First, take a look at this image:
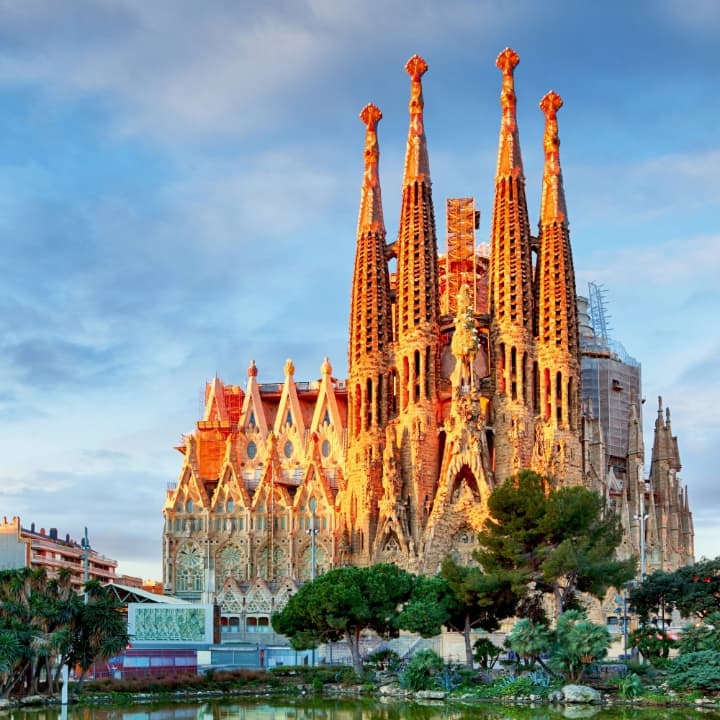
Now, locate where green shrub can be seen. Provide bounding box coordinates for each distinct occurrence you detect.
[473,637,502,670]
[366,648,401,672]
[667,650,720,692]
[495,675,536,697]
[550,610,611,683]
[399,649,444,691]
[505,618,551,670]
[630,625,676,660]
[679,613,720,653]
[617,672,643,699]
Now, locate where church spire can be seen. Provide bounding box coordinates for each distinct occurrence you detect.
[395,53,440,350]
[389,53,440,554]
[539,91,569,226]
[489,48,533,332]
[344,100,394,566]
[402,55,431,185]
[534,89,581,482]
[488,48,535,482]
[495,47,524,179]
[348,103,392,433]
[357,103,385,236]
[536,90,578,357]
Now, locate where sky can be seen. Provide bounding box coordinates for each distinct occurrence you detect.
[0,0,718,582]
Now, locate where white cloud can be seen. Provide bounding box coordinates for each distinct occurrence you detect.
[0,0,534,142]
[661,0,720,33]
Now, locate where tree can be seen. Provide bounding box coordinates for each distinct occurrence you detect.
[550,610,610,682]
[629,568,678,622]
[473,637,501,670]
[397,574,451,640]
[64,580,128,689]
[441,557,517,667]
[505,617,551,670]
[678,612,720,654]
[0,569,127,698]
[475,470,636,619]
[399,557,519,668]
[630,557,720,621]
[272,564,415,675]
[629,626,675,661]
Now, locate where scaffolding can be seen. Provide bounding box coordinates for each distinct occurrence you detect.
[443,198,480,315]
[581,282,642,477]
[588,281,611,342]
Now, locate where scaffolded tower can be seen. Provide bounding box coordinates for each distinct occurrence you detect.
[443,198,479,316]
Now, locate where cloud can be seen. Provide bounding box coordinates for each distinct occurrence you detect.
[570,150,720,233]
[0,0,535,144]
[0,466,165,575]
[661,0,720,33]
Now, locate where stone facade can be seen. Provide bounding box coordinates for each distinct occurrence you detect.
[162,49,693,633]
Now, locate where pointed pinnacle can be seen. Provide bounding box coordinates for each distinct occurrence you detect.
[357,102,385,235]
[539,90,568,226]
[495,48,523,178]
[402,54,430,185]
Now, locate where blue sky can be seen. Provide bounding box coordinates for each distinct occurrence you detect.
[0,0,718,580]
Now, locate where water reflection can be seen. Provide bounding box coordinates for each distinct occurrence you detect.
[1,699,719,720]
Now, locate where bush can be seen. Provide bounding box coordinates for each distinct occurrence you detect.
[399,649,445,691]
[667,650,720,692]
[630,625,676,660]
[617,672,643,699]
[269,664,356,685]
[550,610,610,683]
[505,618,551,669]
[366,648,401,672]
[473,637,502,670]
[679,613,720,654]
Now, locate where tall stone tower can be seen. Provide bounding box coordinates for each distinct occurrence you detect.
[532,91,582,483]
[488,48,536,482]
[343,103,393,563]
[381,56,441,559]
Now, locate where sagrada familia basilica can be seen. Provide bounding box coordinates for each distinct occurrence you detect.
[162,50,694,631]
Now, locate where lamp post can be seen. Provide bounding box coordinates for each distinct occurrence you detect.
[634,484,649,581]
[307,497,318,581]
[306,497,318,666]
[623,587,629,659]
[80,527,91,604]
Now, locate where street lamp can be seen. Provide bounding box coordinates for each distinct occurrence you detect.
[80,527,91,604]
[634,482,649,581]
[306,497,319,666]
[306,497,318,581]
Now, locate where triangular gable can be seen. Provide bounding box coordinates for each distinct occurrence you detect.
[274,578,300,611]
[211,460,252,511]
[309,357,345,434]
[372,514,410,559]
[245,579,273,613]
[164,460,191,512]
[168,436,212,510]
[204,376,228,423]
[216,580,245,614]
[251,450,293,512]
[239,360,269,436]
[273,359,307,437]
[293,435,336,512]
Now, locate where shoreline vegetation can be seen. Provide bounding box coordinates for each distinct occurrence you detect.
[4,664,720,712]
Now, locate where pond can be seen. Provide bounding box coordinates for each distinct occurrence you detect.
[1,698,718,720]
